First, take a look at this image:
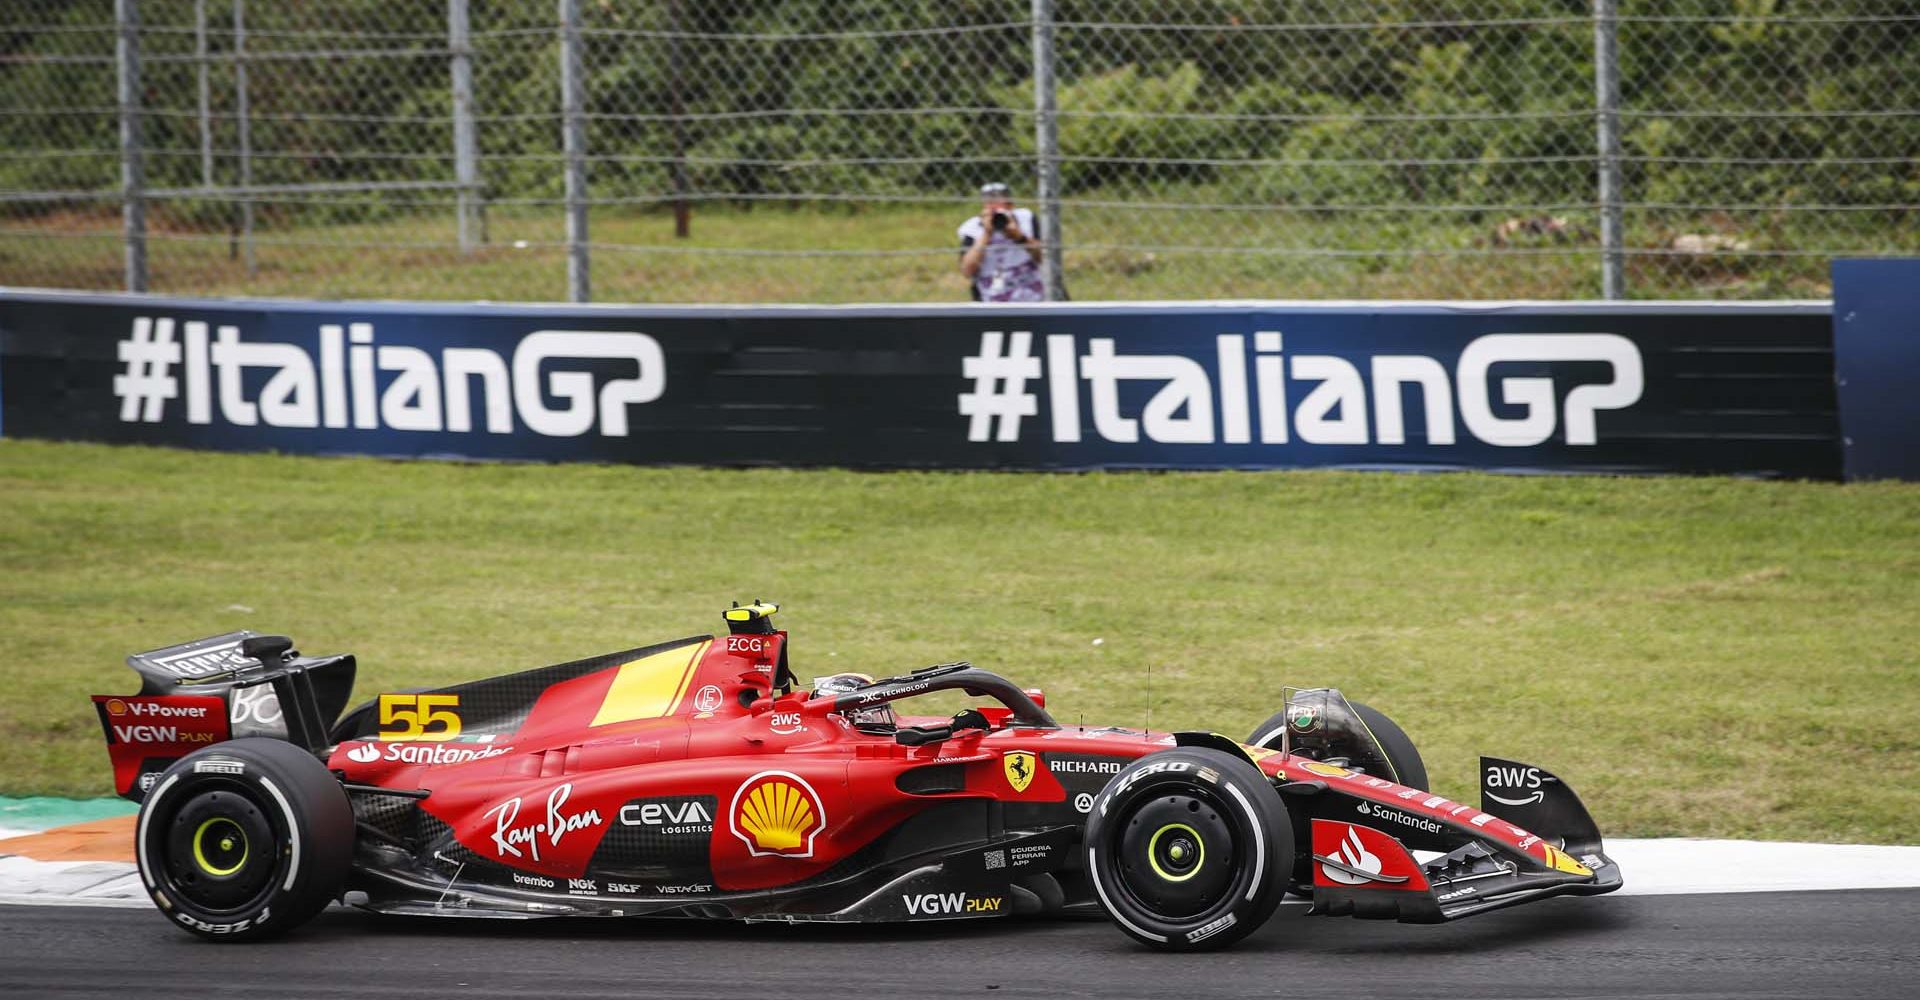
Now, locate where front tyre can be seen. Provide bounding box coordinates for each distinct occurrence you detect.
[1084,748,1291,951]
[136,738,354,941]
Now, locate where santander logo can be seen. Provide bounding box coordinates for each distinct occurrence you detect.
[1315,824,1411,886]
[1322,825,1384,885]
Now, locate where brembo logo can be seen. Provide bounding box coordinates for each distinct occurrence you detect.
[1485,764,1546,806]
[112,317,666,437]
[958,331,1643,447]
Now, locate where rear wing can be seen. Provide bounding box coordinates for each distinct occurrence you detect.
[93,632,356,801]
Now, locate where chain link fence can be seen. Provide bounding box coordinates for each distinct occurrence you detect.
[3,1,1915,303]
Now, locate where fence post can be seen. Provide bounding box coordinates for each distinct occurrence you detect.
[559,0,590,302]
[1031,0,1064,301]
[233,0,255,277]
[1594,0,1625,299]
[115,0,147,292]
[449,0,480,253]
[195,0,211,188]
[667,0,689,239]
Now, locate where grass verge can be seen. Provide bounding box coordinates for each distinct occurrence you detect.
[1,439,1915,842]
[0,202,1869,303]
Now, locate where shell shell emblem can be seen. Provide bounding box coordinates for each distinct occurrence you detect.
[730,770,825,858]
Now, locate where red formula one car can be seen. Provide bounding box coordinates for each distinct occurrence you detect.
[92,602,1621,948]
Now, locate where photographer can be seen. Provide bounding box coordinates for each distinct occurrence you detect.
[958,182,1045,302]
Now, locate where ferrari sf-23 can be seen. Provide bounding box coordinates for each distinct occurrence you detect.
[92,602,1621,949]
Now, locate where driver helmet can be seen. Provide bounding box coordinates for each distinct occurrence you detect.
[810,672,896,729]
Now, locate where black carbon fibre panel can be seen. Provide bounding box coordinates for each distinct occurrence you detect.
[588,795,718,884]
[334,634,713,740]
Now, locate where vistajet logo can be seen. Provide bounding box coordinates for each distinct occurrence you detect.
[112,318,666,437]
[958,331,1643,447]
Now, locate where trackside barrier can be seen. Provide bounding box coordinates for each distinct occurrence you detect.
[0,290,1841,479]
[1832,260,1920,482]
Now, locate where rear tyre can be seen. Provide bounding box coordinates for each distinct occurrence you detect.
[136,738,354,941]
[1083,748,1291,951]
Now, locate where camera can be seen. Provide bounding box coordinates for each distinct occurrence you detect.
[990,211,1010,231]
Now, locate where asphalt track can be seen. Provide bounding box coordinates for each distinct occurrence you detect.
[1,889,1914,1000]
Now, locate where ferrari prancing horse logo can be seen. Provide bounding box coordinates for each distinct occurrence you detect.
[1003,751,1040,794]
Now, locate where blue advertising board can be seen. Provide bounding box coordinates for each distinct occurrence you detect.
[0,290,1840,478]
[1833,259,1920,481]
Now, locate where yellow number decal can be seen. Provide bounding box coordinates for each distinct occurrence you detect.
[377,693,462,742]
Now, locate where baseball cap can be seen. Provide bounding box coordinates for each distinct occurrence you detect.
[978,182,1011,198]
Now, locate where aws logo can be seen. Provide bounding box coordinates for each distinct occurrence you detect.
[730,770,826,858]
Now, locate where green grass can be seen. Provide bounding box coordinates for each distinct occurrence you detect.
[2,439,1916,844]
[0,201,1873,303]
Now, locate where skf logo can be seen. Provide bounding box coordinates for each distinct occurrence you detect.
[730,771,825,858]
[378,693,462,742]
[1002,751,1040,794]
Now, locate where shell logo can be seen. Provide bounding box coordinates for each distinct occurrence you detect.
[729,770,825,858]
[105,699,128,717]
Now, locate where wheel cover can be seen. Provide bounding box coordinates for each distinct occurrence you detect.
[190,817,250,877]
[1114,792,1236,919]
[1145,822,1206,882]
[159,787,279,914]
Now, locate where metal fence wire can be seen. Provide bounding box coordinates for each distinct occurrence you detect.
[2,1,1916,303]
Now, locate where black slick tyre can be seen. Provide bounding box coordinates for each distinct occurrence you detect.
[135,737,354,941]
[1248,699,1428,791]
[1083,747,1291,951]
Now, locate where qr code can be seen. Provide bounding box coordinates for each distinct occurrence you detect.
[984,850,1006,871]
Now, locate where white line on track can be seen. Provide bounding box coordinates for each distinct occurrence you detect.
[4,838,1919,912]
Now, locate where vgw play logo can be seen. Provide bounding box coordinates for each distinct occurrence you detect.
[113,317,665,437]
[957,331,1643,448]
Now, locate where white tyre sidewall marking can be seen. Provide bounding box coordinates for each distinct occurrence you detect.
[136,772,182,890]
[256,775,302,892]
[1086,846,1168,944]
[1222,781,1266,902]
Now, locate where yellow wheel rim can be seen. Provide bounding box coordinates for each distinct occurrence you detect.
[191,817,248,877]
[1146,822,1205,882]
